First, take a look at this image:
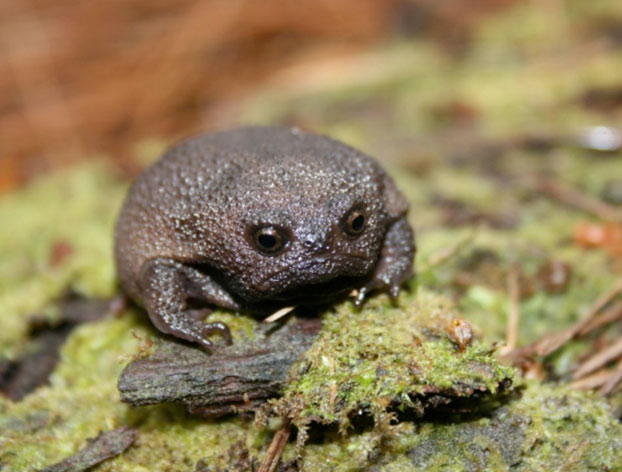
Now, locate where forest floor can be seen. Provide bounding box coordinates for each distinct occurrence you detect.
[1,1,621,470]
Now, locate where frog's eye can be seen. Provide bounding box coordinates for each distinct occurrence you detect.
[251,226,289,255]
[342,208,366,237]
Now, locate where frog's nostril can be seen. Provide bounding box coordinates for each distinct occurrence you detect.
[303,235,329,253]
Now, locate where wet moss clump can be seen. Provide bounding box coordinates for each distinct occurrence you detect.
[299,382,622,471]
[263,289,513,445]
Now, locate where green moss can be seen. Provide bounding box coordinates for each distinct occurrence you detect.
[2,161,617,470]
[0,309,273,471]
[299,383,622,471]
[0,164,126,359]
[264,289,513,440]
[0,166,618,471]
[516,383,622,471]
[2,0,622,469]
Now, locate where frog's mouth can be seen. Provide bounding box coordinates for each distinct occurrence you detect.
[250,254,373,303]
[269,275,363,303]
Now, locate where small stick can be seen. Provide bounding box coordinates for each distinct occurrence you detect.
[570,368,612,390]
[500,265,521,356]
[598,359,622,395]
[423,232,476,269]
[40,427,138,472]
[263,306,295,324]
[577,279,622,332]
[512,278,622,359]
[531,177,622,222]
[257,419,292,472]
[578,301,622,335]
[572,339,622,380]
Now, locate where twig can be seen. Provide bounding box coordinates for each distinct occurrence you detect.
[263,306,295,323]
[598,359,622,395]
[39,427,137,472]
[499,265,520,356]
[531,176,622,223]
[421,231,476,271]
[569,368,612,390]
[575,279,622,332]
[511,278,622,359]
[257,419,292,472]
[572,339,622,380]
[578,301,622,335]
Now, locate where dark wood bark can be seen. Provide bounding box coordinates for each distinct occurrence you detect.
[39,427,138,472]
[118,318,322,417]
[0,293,117,401]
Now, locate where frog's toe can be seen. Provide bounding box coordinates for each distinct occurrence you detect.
[353,285,370,309]
[389,283,400,300]
[195,335,215,351]
[202,321,232,346]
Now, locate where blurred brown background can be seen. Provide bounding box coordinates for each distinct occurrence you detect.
[0,0,524,193]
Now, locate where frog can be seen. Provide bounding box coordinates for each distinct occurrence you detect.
[114,126,415,350]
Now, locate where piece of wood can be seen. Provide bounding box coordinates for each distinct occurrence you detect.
[39,427,137,472]
[499,265,520,356]
[509,278,622,360]
[572,339,622,380]
[0,293,117,401]
[257,419,292,472]
[118,318,322,417]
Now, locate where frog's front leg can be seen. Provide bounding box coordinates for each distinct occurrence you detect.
[355,216,415,307]
[137,257,241,350]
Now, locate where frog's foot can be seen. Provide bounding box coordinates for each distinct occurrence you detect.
[200,321,233,347]
[352,276,402,309]
[353,217,415,309]
[151,310,232,351]
[353,285,370,309]
[138,258,238,351]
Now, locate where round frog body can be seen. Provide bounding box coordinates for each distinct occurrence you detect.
[114,126,415,350]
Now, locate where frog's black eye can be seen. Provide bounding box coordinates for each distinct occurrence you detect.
[343,208,366,237]
[251,226,288,255]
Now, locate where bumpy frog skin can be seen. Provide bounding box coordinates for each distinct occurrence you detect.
[114,127,415,350]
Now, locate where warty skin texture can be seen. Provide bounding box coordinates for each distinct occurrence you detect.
[114,126,415,350]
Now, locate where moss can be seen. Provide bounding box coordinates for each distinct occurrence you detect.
[2,0,622,469]
[2,164,618,471]
[515,383,622,471]
[0,164,126,359]
[299,383,622,471]
[0,310,273,471]
[0,169,618,471]
[264,289,514,441]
